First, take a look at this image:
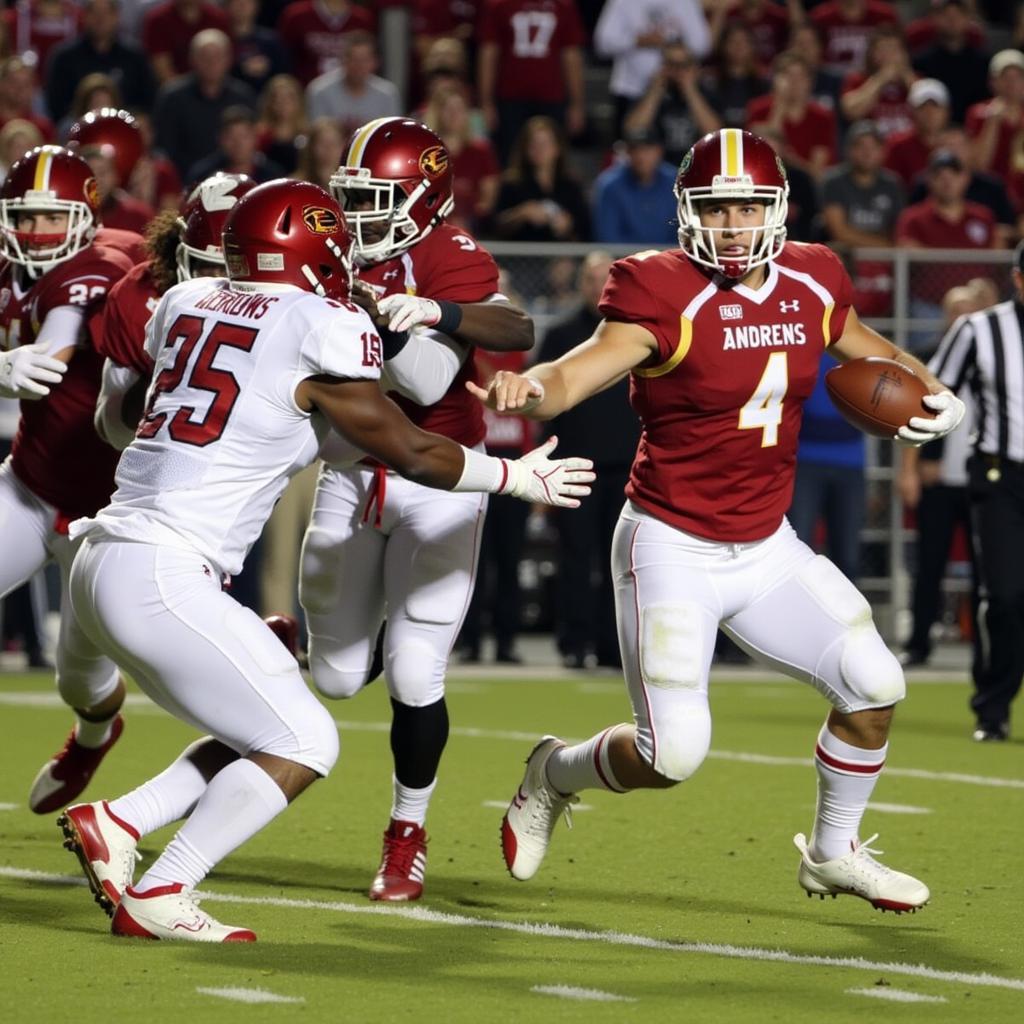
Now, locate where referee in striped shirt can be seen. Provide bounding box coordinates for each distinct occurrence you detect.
[929,244,1024,741]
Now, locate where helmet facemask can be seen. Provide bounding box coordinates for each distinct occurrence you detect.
[329,165,452,266]
[676,178,788,280]
[0,197,95,278]
[174,221,227,283]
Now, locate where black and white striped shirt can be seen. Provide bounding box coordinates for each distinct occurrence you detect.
[929,300,1024,461]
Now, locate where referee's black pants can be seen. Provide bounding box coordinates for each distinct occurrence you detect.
[968,454,1024,730]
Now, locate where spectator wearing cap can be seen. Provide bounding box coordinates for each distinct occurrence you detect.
[700,21,769,129]
[591,125,678,245]
[896,147,1000,350]
[884,78,950,188]
[276,0,375,87]
[911,0,990,124]
[594,0,712,138]
[747,50,837,181]
[184,104,285,186]
[788,21,844,118]
[810,0,900,79]
[966,50,1024,182]
[477,0,586,163]
[622,42,721,167]
[908,125,1017,249]
[306,31,400,138]
[822,120,905,316]
[142,0,232,84]
[152,28,255,177]
[493,115,590,243]
[45,0,156,124]
[840,25,916,139]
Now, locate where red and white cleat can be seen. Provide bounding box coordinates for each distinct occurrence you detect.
[29,714,124,815]
[369,819,428,902]
[112,884,257,942]
[794,832,930,913]
[58,801,141,916]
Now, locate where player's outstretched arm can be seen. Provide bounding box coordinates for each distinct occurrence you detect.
[831,308,966,444]
[298,377,595,507]
[376,294,534,352]
[467,319,657,419]
[0,344,67,401]
[95,358,149,450]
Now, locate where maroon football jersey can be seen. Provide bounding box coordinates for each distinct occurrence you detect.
[98,260,161,375]
[358,223,500,448]
[0,243,134,523]
[599,243,854,542]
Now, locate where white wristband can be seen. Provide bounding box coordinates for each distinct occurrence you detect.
[452,445,506,493]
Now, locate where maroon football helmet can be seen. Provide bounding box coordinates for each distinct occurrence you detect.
[67,108,144,187]
[0,145,99,277]
[330,116,454,265]
[674,129,789,279]
[176,173,257,281]
[222,179,352,299]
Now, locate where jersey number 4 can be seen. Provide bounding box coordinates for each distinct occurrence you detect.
[738,352,788,447]
[137,314,258,447]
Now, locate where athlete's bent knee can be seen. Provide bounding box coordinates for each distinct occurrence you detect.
[309,648,371,700]
[839,627,905,707]
[56,663,119,712]
[387,637,446,707]
[636,708,711,783]
[298,527,343,615]
[262,702,340,777]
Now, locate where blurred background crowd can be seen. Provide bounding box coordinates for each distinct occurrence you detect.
[0,0,1019,673]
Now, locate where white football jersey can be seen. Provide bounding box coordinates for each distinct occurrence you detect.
[72,278,381,574]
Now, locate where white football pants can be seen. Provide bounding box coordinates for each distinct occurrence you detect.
[300,461,486,706]
[613,501,905,782]
[69,538,339,776]
[0,457,118,709]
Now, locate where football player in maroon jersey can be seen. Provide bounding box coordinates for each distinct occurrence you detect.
[473,128,966,913]
[299,117,536,902]
[0,145,135,814]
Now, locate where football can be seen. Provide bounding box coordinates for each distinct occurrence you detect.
[824,357,931,438]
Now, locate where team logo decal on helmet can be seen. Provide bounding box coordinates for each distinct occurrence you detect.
[418,145,449,179]
[83,177,100,209]
[175,173,257,282]
[302,205,340,234]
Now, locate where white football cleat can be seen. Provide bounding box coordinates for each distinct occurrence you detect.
[501,736,578,881]
[793,833,930,913]
[112,884,256,942]
[58,801,141,916]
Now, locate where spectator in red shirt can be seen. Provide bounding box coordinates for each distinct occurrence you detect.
[2,0,81,73]
[413,0,478,61]
[811,0,900,79]
[787,21,844,117]
[142,0,232,84]
[276,0,375,86]
[477,0,586,161]
[747,50,837,180]
[884,77,949,189]
[83,145,156,234]
[0,57,54,141]
[840,24,916,138]
[966,49,1024,183]
[896,148,999,348]
[707,0,792,68]
[424,83,500,233]
[905,0,985,57]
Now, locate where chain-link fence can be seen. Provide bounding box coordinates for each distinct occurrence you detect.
[489,244,1013,643]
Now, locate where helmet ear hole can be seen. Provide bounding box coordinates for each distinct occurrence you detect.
[276,206,292,235]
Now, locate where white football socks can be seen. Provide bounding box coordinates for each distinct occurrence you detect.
[809,724,886,862]
[545,724,631,795]
[73,714,116,749]
[391,775,436,827]
[108,737,218,838]
[133,758,287,894]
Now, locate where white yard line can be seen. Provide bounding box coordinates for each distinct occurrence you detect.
[846,987,948,1004]
[867,802,932,815]
[530,985,636,1002]
[0,803,18,811]
[196,987,304,1005]
[2,866,1023,995]
[1,690,1021,790]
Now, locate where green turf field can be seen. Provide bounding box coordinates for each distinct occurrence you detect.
[1,668,1022,1023]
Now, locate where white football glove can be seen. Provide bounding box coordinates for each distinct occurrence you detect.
[498,435,595,508]
[376,294,442,333]
[0,343,67,400]
[896,390,966,446]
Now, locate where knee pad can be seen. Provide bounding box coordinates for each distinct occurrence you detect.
[639,602,706,692]
[309,644,372,700]
[839,627,906,707]
[386,637,446,707]
[262,700,340,778]
[635,696,711,782]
